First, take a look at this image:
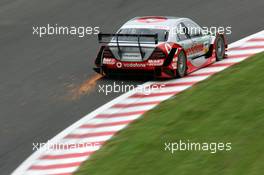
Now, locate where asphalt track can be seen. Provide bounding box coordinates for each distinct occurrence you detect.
[0,0,263,174]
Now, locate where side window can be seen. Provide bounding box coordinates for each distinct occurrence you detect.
[176,23,189,41]
[183,20,203,38]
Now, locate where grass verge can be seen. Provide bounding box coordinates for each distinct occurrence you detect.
[75,53,264,175]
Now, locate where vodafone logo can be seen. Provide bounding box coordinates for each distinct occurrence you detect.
[137,16,167,23]
[116,62,122,68]
[124,63,146,68]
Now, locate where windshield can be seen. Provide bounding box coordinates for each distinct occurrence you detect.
[117,28,168,42]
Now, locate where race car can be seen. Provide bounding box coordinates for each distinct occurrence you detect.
[93,16,227,78]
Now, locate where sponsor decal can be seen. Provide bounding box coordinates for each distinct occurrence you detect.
[186,44,204,55]
[204,42,209,53]
[122,53,141,59]
[154,26,170,30]
[116,62,123,68]
[204,47,209,53]
[172,58,177,69]
[147,59,164,66]
[103,58,116,65]
[123,63,146,68]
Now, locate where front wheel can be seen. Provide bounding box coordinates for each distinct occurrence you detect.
[176,51,187,78]
[215,36,225,61]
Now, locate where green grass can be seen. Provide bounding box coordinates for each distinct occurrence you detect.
[75,53,264,175]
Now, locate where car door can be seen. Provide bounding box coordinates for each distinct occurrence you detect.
[183,20,210,67]
[175,23,194,59]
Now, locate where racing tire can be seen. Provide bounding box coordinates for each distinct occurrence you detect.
[176,51,187,78]
[215,36,225,61]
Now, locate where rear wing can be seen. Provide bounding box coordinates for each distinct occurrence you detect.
[98,33,158,44]
[98,33,158,59]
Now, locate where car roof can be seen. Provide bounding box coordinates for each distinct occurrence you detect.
[120,16,187,30]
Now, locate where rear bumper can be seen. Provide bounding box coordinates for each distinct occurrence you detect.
[95,57,176,78]
[100,65,175,78]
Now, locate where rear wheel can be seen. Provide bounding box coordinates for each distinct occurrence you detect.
[176,51,187,78]
[215,36,225,61]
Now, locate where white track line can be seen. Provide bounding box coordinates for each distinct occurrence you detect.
[120,95,173,104]
[32,157,88,166]
[24,167,78,175]
[39,145,100,156]
[70,124,128,135]
[101,104,157,114]
[227,48,263,55]
[213,57,246,64]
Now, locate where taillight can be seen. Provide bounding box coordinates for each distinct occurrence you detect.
[149,48,166,59]
[103,47,114,58]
